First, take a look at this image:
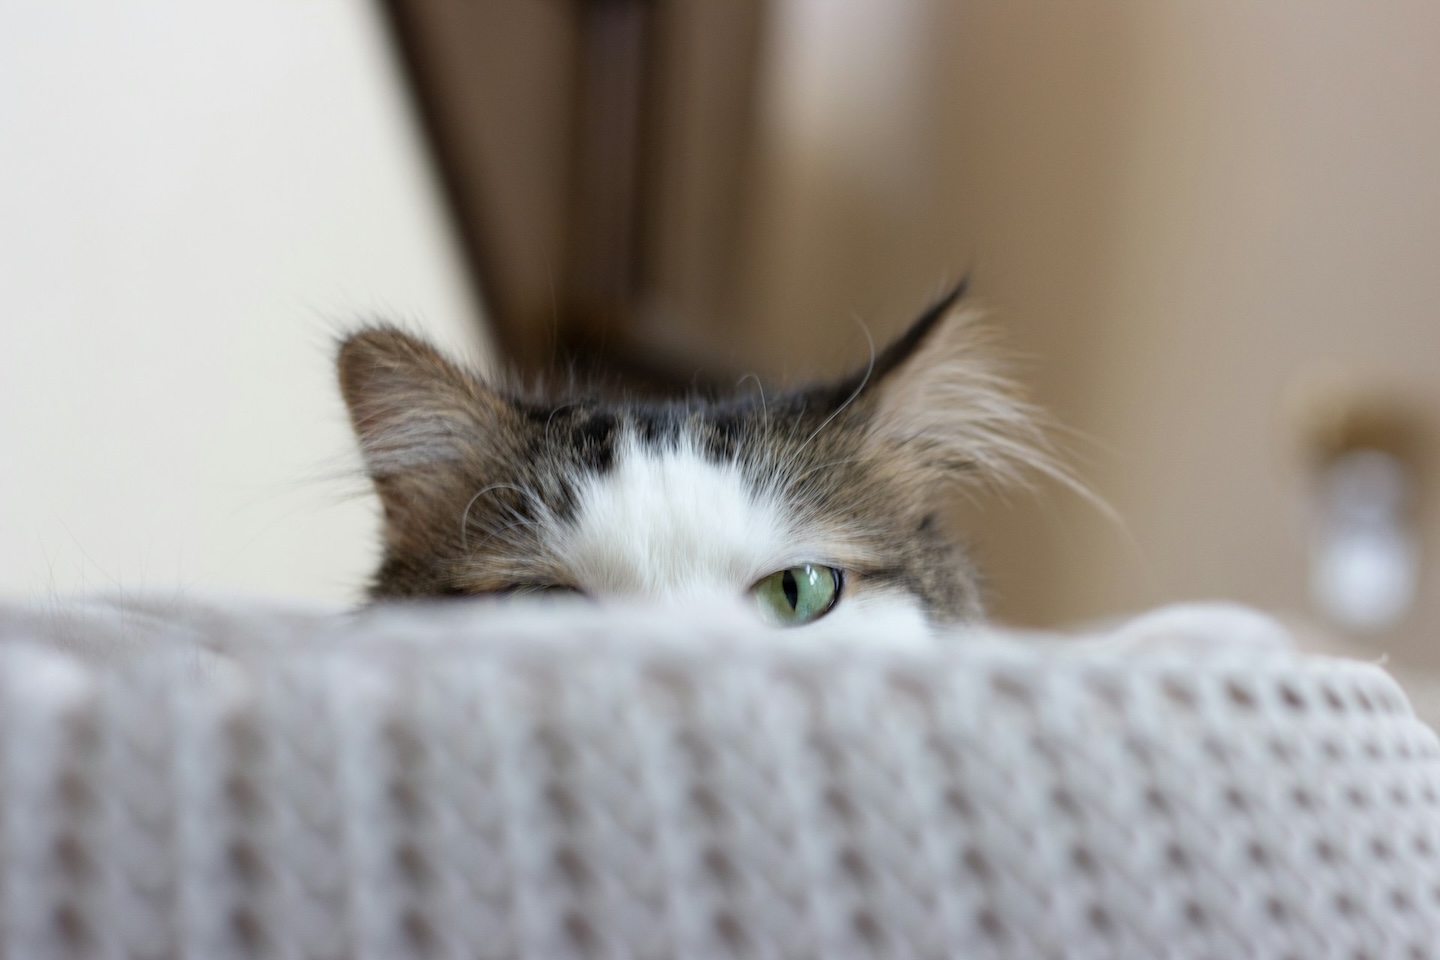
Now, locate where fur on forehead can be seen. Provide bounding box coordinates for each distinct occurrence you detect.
[335,285,1061,506]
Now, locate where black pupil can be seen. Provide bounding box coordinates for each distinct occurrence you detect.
[782,569,799,610]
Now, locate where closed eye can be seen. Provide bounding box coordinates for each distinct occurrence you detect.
[437,583,587,599]
[494,583,588,599]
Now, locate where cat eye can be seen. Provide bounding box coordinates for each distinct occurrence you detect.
[751,564,842,626]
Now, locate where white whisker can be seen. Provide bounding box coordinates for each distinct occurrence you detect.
[460,483,541,554]
[736,372,767,420]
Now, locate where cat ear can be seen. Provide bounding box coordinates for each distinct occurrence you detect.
[851,286,1063,490]
[337,327,512,479]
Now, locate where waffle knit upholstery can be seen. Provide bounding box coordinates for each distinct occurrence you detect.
[1,596,1437,959]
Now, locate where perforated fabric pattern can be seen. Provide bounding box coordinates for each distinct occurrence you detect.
[1,601,1438,958]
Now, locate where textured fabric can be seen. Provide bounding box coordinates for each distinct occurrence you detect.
[1,597,1438,959]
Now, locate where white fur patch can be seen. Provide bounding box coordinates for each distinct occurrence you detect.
[558,432,929,633]
[561,435,793,599]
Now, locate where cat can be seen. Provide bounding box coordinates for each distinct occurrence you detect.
[337,282,1062,631]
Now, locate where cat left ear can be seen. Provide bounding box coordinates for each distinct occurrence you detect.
[337,326,513,479]
[849,284,1060,489]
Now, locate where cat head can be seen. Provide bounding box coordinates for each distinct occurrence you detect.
[337,284,1061,627]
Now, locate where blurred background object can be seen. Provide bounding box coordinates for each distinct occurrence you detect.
[3,1,1439,672]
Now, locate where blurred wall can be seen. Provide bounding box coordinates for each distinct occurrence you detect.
[733,1,1440,664]
[0,0,487,602]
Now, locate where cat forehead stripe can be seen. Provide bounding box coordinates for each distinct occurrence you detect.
[557,432,796,599]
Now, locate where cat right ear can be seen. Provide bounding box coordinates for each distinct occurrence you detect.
[336,327,511,479]
[842,284,1068,493]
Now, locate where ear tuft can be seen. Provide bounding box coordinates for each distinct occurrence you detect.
[862,301,1074,493]
[337,327,507,477]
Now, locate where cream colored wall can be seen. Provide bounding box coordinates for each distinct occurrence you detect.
[738,2,1440,664]
[0,1,487,602]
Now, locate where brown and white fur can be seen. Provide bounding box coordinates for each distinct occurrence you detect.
[337,284,1063,631]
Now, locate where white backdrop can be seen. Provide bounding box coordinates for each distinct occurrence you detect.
[0,0,488,602]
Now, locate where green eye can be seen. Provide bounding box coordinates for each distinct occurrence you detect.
[751,564,842,626]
